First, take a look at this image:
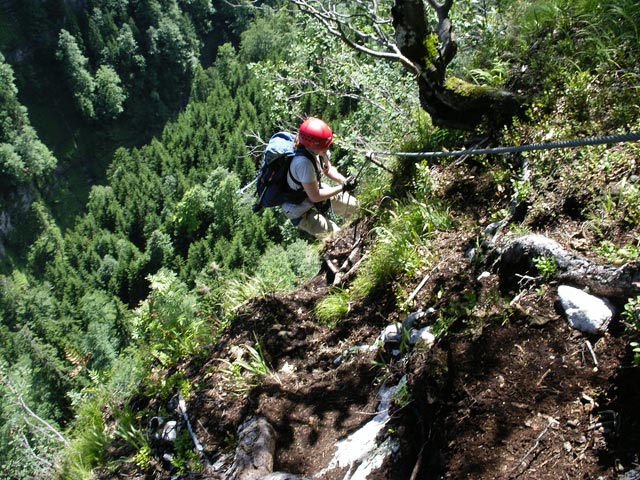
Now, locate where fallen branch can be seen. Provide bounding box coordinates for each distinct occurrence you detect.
[330,242,363,286]
[507,419,554,478]
[407,273,431,305]
[585,340,598,367]
[178,393,208,465]
[338,239,363,272]
[406,261,444,305]
[323,253,340,276]
[333,253,367,286]
[225,416,275,480]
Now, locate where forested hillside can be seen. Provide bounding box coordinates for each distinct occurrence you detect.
[1,0,640,479]
[0,0,255,240]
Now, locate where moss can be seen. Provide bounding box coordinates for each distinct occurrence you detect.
[445,76,496,98]
[422,33,439,65]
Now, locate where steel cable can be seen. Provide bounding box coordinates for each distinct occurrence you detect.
[369,131,640,159]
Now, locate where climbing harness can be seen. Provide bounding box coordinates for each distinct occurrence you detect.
[367,131,640,159]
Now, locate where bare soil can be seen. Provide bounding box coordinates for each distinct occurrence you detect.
[97,161,640,479]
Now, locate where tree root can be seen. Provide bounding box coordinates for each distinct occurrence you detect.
[323,239,364,286]
[225,416,309,480]
[494,234,640,301]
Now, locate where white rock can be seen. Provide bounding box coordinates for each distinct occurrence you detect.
[280,361,296,374]
[402,309,425,329]
[410,326,435,346]
[161,420,178,442]
[378,323,402,344]
[477,271,490,281]
[319,378,405,479]
[557,285,615,334]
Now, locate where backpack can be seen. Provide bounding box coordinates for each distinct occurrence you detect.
[252,132,315,212]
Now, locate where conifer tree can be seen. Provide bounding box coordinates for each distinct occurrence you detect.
[94,64,127,120]
[0,54,56,186]
[56,29,96,119]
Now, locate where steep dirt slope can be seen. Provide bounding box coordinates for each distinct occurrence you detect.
[96,158,640,479]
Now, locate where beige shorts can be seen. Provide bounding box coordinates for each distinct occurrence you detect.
[281,191,359,238]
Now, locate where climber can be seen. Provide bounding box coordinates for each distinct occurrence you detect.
[282,117,359,238]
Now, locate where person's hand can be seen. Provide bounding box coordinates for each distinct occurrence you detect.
[342,175,357,192]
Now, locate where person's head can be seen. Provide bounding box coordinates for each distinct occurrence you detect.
[297,117,333,153]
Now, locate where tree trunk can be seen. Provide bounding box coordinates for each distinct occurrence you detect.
[225,416,309,480]
[496,234,640,301]
[392,0,523,131]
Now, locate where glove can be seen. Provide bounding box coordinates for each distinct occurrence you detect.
[342,175,358,192]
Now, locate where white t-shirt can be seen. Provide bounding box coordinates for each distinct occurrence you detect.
[287,153,321,190]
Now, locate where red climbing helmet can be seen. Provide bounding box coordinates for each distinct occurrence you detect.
[298,117,333,150]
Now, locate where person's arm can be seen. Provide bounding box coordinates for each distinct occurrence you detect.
[301,180,343,203]
[296,153,353,202]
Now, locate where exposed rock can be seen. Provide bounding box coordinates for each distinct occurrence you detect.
[149,417,178,444]
[319,379,403,479]
[620,467,640,480]
[557,285,615,334]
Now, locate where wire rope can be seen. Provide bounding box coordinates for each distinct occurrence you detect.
[368,131,640,159]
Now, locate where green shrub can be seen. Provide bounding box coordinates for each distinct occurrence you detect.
[132,269,208,366]
[622,296,640,365]
[351,198,451,300]
[218,337,279,394]
[57,400,108,480]
[532,255,557,279]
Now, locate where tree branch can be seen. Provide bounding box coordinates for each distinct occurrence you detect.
[20,433,54,469]
[0,376,69,447]
[290,0,421,74]
[279,73,401,116]
[264,0,521,130]
[426,0,457,66]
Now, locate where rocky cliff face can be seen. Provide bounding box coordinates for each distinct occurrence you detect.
[0,187,36,256]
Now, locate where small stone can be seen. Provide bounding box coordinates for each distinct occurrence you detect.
[230,345,245,360]
[477,271,490,281]
[379,323,402,343]
[403,310,425,329]
[161,420,178,442]
[280,361,296,374]
[410,326,435,346]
